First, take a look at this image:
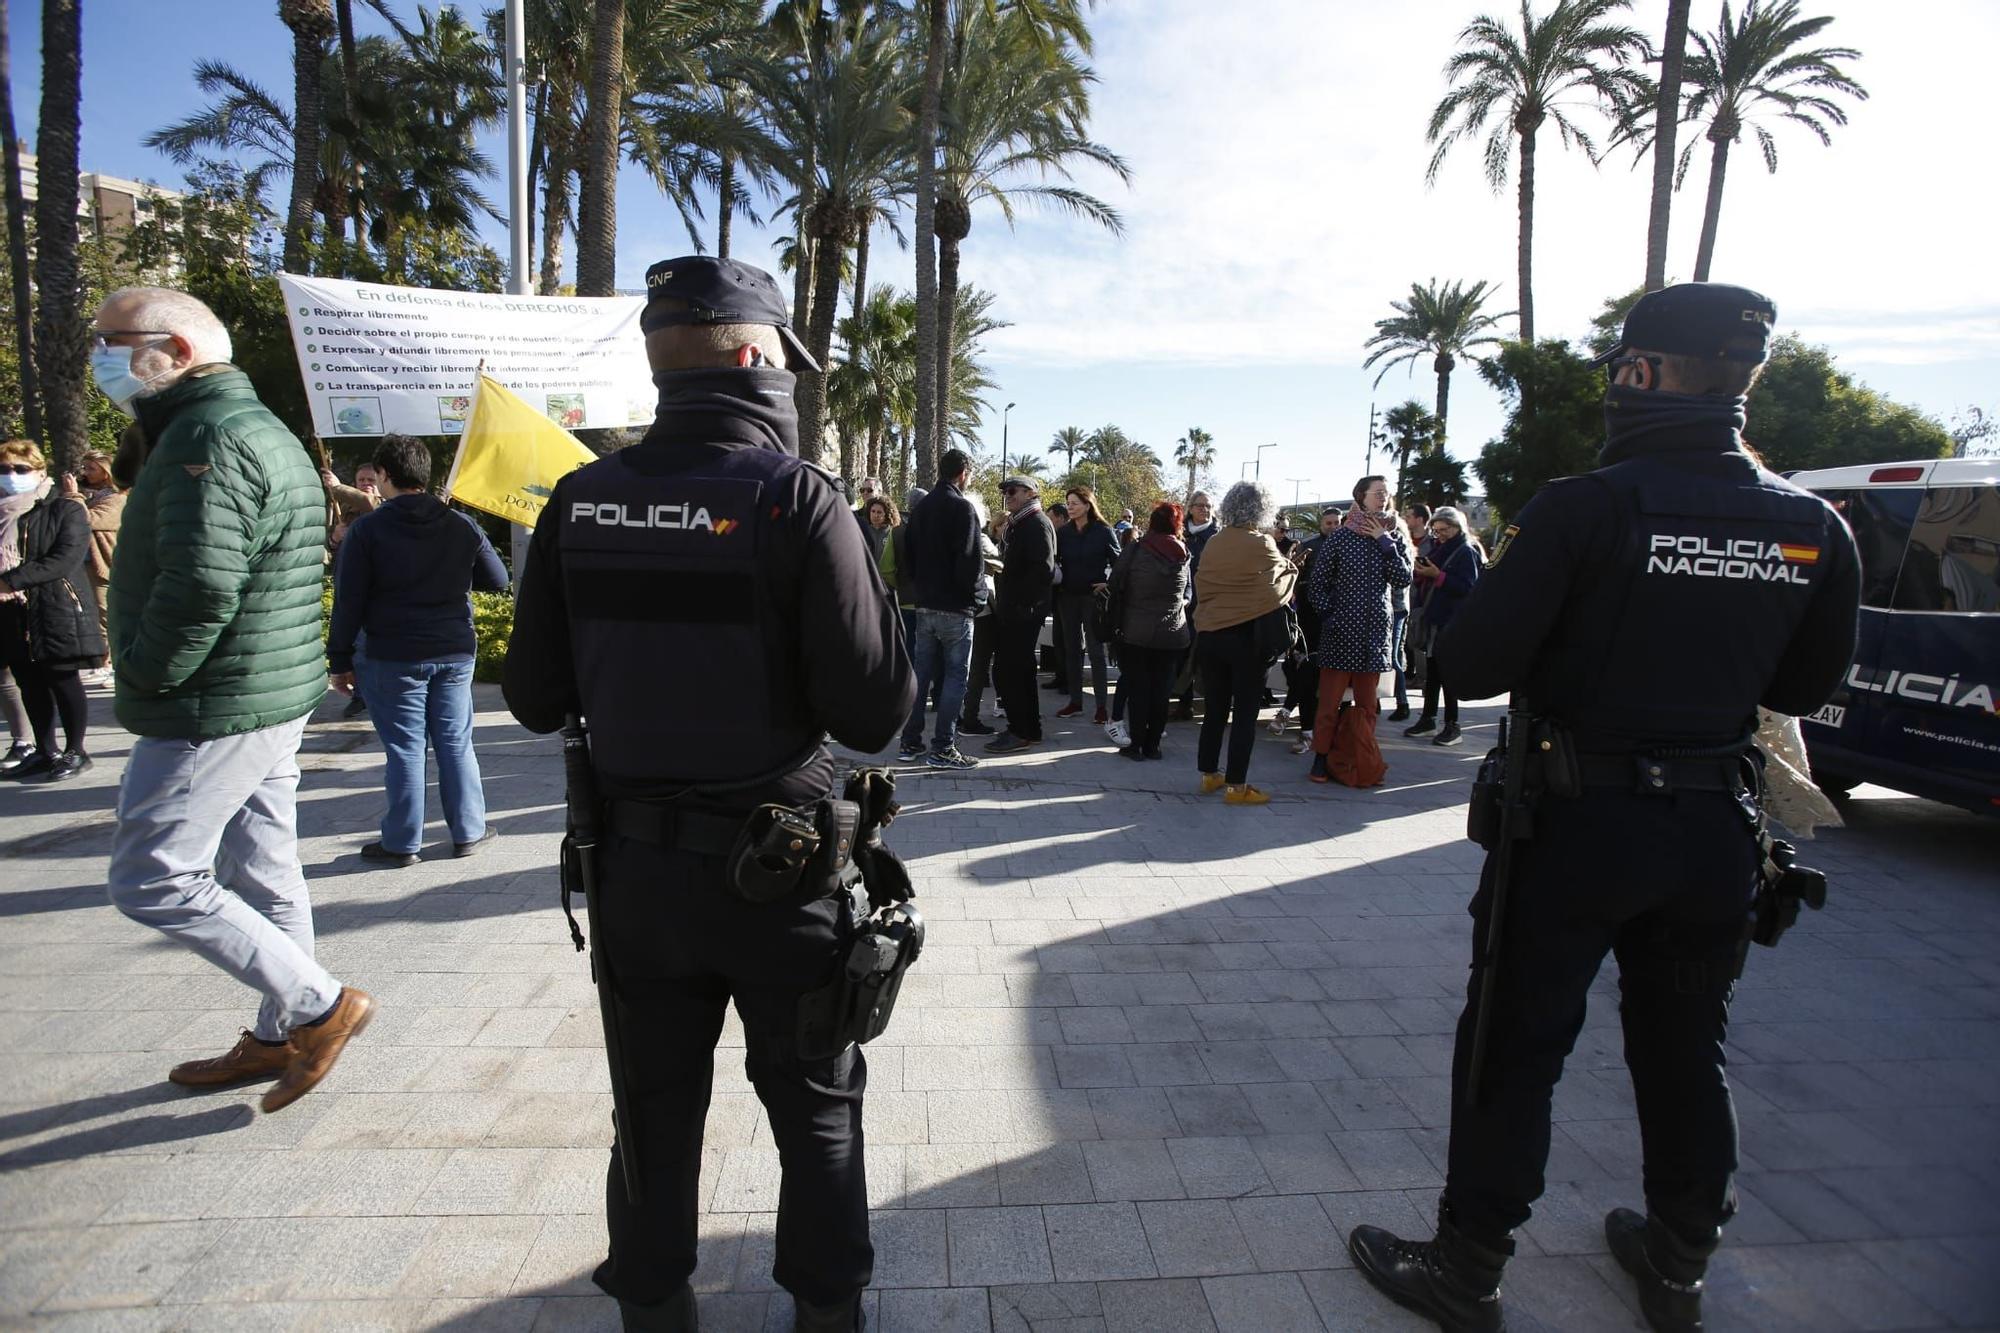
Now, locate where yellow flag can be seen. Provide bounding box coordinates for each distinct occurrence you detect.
[443,373,599,525]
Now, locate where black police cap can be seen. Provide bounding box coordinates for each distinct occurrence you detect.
[1590,282,1777,368]
[640,255,820,373]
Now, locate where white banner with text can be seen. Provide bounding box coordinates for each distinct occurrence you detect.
[277,273,656,438]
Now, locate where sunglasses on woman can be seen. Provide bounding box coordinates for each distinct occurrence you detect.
[0,463,40,475]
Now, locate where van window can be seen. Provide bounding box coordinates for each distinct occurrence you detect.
[1815,487,1920,609]
[1893,485,2000,613]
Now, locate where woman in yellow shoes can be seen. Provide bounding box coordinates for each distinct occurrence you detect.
[1192,482,1296,806]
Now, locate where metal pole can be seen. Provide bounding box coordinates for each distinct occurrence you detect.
[1365,403,1378,475]
[505,0,533,578]
[1286,478,1307,505]
[1002,400,1016,473]
[1256,442,1275,480]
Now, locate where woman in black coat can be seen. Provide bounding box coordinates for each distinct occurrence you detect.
[1107,501,1192,760]
[1404,505,1481,748]
[0,439,106,781]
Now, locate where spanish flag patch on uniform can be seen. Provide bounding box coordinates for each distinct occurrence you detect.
[1777,543,1820,565]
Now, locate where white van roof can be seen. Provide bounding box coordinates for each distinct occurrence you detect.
[1788,457,2000,490]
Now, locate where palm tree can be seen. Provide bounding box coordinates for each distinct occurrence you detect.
[1362,279,1508,438]
[912,0,947,482]
[278,0,334,273]
[1050,425,1086,473]
[1678,1,1865,282]
[1426,0,1650,343]
[1173,427,1215,504]
[574,0,625,296]
[0,0,41,441]
[33,0,86,468]
[1382,401,1442,501]
[1008,452,1049,481]
[829,282,916,483]
[929,3,1128,450]
[1642,0,1691,291]
[744,10,914,462]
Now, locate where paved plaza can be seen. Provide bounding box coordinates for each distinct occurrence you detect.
[1,686,1996,1331]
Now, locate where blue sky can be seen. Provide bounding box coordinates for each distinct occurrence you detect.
[13,0,1998,499]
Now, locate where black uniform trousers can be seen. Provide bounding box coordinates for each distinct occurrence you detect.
[591,834,872,1311]
[992,613,1045,740]
[1444,785,1757,1250]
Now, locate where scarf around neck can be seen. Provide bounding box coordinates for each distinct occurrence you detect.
[648,367,802,455]
[1600,385,1747,465]
[0,476,52,576]
[1141,531,1187,562]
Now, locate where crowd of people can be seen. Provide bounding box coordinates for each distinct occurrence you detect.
[863,463,1478,802]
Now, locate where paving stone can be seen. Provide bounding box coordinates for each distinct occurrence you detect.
[1233,1194,1341,1272]
[867,1209,948,1288]
[1042,1202,1156,1282]
[1082,1139,1184,1203]
[996,1143,1096,1206]
[1138,1200,1254,1278]
[1166,1136,1271,1200]
[1200,1272,1325,1332]
[1097,1277,1217,1333]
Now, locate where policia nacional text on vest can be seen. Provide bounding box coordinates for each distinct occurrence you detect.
[1342,282,1863,1333]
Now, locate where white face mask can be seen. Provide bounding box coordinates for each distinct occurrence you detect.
[90,344,170,414]
[0,470,43,497]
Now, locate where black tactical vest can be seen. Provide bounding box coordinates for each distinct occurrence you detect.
[1530,451,1838,749]
[555,444,821,788]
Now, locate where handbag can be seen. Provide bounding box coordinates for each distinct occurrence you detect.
[1253,602,1298,665]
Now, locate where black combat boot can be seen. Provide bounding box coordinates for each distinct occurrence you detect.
[793,1292,864,1333]
[617,1282,698,1332]
[1606,1208,1715,1332]
[1348,1206,1512,1333]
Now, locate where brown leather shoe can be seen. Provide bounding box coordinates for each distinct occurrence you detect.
[168,1029,294,1087]
[261,988,376,1114]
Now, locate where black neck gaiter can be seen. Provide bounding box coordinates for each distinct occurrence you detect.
[649,367,802,456]
[1600,385,1747,465]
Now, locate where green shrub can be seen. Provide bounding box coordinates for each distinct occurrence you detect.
[472,592,514,683]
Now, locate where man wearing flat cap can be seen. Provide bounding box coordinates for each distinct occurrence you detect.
[988,473,1057,751]
[504,255,915,1333]
[1345,283,1861,1333]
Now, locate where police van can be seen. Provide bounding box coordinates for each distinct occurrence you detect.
[1789,458,2000,815]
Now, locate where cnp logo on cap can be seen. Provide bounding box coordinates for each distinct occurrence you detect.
[1590,282,1777,368]
[640,255,819,373]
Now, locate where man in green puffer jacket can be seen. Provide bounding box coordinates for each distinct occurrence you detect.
[96,286,374,1114]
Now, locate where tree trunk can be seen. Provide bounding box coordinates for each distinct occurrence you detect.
[867,417,882,482]
[33,0,85,470]
[1692,132,1730,283]
[935,234,961,453]
[795,220,845,469]
[0,1,42,441]
[526,76,547,270]
[1644,0,1691,292]
[335,0,358,123]
[850,221,868,327]
[716,149,734,259]
[1433,351,1454,441]
[1515,126,1535,344]
[912,0,947,483]
[574,0,624,296]
[281,1,331,275]
[538,121,572,294]
[791,140,814,332]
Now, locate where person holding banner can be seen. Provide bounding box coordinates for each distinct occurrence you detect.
[503,256,912,1333]
[326,434,508,867]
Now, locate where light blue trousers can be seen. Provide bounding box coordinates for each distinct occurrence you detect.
[107,715,342,1041]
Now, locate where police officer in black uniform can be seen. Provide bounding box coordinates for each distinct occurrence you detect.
[503,256,915,1333]
[1345,284,1861,1333]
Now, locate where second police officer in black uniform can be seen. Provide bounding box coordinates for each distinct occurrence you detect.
[504,257,915,1333]
[1345,283,1862,1333]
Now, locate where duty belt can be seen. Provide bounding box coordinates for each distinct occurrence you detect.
[605,800,746,857]
[1575,753,1745,796]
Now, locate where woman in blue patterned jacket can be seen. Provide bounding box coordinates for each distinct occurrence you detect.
[1307,475,1414,785]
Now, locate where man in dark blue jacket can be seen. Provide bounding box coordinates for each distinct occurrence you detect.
[327,434,509,865]
[896,447,983,768]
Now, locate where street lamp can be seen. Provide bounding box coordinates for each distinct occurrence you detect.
[1255,442,1276,480]
[1285,478,1309,506]
[1001,401,1017,473]
[1240,461,1253,480]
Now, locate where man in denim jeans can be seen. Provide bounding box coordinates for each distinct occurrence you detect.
[327,435,509,865]
[896,448,982,769]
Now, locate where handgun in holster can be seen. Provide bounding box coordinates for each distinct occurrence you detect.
[795,766,926,1062]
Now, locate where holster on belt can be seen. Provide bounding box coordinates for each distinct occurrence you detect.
[725,798,862,904]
